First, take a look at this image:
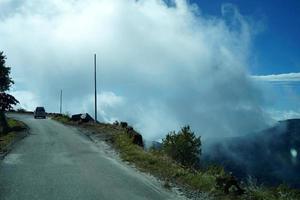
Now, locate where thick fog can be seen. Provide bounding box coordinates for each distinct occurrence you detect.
[0,0,271,139]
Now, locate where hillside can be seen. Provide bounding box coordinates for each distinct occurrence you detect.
[204,119,300,188]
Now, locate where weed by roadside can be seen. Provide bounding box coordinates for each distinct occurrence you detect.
[52,114,71,124]
[0,118,27,153]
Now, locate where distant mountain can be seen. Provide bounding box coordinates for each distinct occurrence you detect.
[144,140,163,150]
[203,119,300,188]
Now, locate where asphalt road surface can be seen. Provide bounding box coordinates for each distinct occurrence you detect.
[0,114,181,200]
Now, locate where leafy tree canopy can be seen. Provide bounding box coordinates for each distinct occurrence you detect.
[163,126,202,168]
[0,51,19,134]
[0,51,14,92]
[0,93,19,111]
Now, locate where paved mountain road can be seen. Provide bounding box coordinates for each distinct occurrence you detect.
[0,114,182,200]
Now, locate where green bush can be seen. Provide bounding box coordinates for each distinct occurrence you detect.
[162,126,201,168]
[16,108,27,113]
[52,114,71,123]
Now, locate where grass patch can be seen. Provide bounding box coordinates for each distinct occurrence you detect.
[7,118,26,131]
[0,132,17,152]
[7,118,19,127]
[113,133,218,192]
[52,115,71,124]
[244,182,300,200]
[0,118,27,153]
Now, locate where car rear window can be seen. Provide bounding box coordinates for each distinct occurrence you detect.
[36,107,45,112]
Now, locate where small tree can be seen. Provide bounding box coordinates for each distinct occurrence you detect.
[162,126,201,168]
[0,51,19,134]
[0,93,19,111]
[0,52,14,91]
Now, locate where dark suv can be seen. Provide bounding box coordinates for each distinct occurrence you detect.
[34,107,46,119]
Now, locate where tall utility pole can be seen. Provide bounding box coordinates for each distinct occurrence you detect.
[94,54,98,123]
[60,89,63,114]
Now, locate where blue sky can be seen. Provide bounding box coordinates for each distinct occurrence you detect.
[187,0,300,120]
[191,0,300,75]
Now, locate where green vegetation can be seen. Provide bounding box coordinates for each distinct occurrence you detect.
[7,118,20,128]
[0,131,17,152]
[113,129,300,200]
[0,52,14,92]
[16,108,27,113]
[245,182,300,200]
[163,126,201,168]
[113,131,221,193]
[52,114,71,124]
[52,117,300,200]
[7,118,26,131]
[0,51,19,135]
[0,118,27,152]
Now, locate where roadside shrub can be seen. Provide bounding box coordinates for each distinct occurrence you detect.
[52,114,71,123]
[16,108,27,113]
[162,126,201,169]
[120,121,128,128]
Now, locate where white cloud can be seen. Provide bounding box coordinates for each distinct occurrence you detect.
[9,90,40,111]
[80,91,125,123]
[252,73,300,82]
[0,0,270,139]
[267,109,300,121]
